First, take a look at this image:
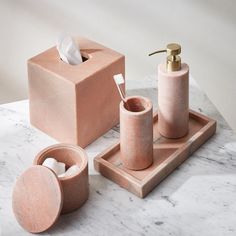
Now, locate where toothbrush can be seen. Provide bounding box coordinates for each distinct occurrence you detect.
[113,74,130,110]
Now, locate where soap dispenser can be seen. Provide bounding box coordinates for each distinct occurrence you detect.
[149,43,189,138]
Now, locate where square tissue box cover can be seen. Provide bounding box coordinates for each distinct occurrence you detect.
[28,37,125,147]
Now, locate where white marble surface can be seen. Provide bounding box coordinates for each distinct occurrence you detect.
[0,77,236,236]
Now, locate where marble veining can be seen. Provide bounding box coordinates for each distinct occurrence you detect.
[0,76,236,236]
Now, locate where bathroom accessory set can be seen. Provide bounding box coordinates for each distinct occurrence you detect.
[94,43,216,197]
[12,39,216,233]
[94,109,216,198]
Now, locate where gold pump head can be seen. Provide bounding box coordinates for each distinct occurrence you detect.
[149,43,181,72]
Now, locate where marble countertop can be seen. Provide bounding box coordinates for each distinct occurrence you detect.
[0,76,236,236]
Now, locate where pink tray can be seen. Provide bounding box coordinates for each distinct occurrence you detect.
[94,110,216,198]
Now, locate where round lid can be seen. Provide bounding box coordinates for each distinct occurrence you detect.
[12,165,63,233]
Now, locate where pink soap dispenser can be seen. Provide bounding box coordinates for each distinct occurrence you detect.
[149,43,189,138]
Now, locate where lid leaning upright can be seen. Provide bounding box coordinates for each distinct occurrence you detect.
[12,165,63,233]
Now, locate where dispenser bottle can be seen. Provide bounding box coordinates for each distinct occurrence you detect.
[149,43,189,138]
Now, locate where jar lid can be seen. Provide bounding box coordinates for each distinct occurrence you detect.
[12,165,63,233]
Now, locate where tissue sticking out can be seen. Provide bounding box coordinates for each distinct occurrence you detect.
[42,157,79,178]
[56,34,82,65]
[113,74,130,111]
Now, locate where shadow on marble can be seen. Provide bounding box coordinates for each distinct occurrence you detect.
[44,145,236,234]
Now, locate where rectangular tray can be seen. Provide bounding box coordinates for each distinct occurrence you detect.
[94,110,216,198]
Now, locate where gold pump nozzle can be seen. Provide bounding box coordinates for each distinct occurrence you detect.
[149,43,181,72]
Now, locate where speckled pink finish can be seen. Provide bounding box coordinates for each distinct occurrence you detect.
[33,144,89,214]
[120,96,153,170]
[28,37,125,148]
[158,63,189,138]
[94,110,217,198]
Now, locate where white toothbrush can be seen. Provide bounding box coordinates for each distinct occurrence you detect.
[113,74,130,110]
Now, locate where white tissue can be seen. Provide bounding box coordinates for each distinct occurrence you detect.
[42,158,58,174]
[58,165,80,178]
[56,34,82,65]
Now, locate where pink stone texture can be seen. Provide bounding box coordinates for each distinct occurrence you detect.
[158,63,189,138]
[12,144,89,233]
[94,110,216,198]
[33,144,89,214]
[28,37,125,147]
[120,96,153,170]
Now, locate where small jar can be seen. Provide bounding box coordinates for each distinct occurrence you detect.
[120,96,153,170]
[12,143,89,233]
[33,143,89,214]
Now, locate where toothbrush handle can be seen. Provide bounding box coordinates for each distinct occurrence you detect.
[117,84,126,101]
[116,83,131,111]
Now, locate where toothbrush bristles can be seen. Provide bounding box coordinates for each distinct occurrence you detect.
[113,73,131,111]
[113,74,125,85]
[113,74,126,101]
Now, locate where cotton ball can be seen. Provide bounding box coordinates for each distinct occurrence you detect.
[59,165,80,178]
[56,162,66,175]
[42,158,58,174]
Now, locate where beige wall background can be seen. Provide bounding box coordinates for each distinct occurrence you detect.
[0,0,236,131]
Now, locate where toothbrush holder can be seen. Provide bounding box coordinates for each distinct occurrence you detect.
[33,143,89,214]
[120,96,153,170]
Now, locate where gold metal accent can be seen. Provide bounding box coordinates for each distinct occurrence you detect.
[149,43,181,72]
[148,49,167,56]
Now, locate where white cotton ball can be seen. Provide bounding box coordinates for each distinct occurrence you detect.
[59,165,80,178]
[64,165,80,176]
[42,158,58,174]
[58,173,66,178]
[56,162,66,175]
